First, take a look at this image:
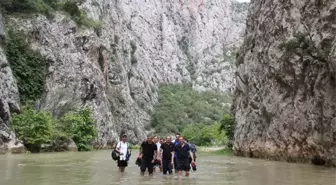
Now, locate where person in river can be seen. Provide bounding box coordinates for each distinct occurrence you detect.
[153,136,163,172]
[185,139,197,171]
[138,135,158,176]
[173,133,180,144]
[171,136,195,180]
[115,134,131,172]
[160,136,174,175]
[173,133,181,173]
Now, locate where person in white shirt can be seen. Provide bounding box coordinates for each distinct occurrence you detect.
[153,136,163,172]
[115,134,131,172]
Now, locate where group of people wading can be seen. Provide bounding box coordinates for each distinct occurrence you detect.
[113,133,197,179]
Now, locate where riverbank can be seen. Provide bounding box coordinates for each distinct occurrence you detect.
[197,146,233,156]
[197,146,226,152]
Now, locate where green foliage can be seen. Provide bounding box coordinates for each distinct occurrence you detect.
[0,0,56,18]
[6,29,47,104]
[0,0,101,28]
[211,148,233,156]
[151,83,232,135]
[130,145,140,149]
[11,107,98,153]
[279,33,315,53]
[62,0,81,17]
[278,32,328,63]
[219,114,236,147]
[182,123,227,146]
[11,106,55,152]
[62,1,102,29]
[57,108,98,151]
[0,0,37,13]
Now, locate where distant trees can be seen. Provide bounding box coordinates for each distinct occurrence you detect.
[150,83,236,147]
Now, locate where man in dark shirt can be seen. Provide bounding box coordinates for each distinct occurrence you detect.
[138,136,158,176]
[160,136,174,175]
[171,136,195,180]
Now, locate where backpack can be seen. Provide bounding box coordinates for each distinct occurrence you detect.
[111,150,120,161]
[189,144,196,154]
[188,143,197,159]
[111,142,131,161]
[111,143,120,161]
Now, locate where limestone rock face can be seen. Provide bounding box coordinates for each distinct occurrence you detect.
[4,0,246,146]
[0,13,25,154]
[233,0,336,166]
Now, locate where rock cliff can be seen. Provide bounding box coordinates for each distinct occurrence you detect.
[0,13,25,154]
[233,0,336,166]
[1,0,247,149]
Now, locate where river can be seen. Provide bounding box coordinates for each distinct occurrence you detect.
[0,150,335,185]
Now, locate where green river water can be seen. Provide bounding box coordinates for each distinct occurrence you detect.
[0,150,335,185]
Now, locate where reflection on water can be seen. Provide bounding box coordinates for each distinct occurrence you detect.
[0,151,335,185]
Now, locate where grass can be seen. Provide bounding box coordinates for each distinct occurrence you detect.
[211,149,233,156]
[130,145,140,150]
[197,147,233,156]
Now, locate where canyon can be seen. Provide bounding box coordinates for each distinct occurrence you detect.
[233,0,336,166]
[0,0,247,151]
